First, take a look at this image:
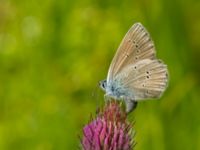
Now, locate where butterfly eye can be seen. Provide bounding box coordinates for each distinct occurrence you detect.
[102,83,105,88]
[100,80,107,89]
[100,82,104,87]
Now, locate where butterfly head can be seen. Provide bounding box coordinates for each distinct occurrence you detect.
[99,79,107,91]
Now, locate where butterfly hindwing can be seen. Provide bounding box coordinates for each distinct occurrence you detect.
[116,59,168,100]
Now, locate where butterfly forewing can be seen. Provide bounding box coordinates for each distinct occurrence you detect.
[107,23,156,82]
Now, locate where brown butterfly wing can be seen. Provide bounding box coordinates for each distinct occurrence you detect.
[116,59,168,100]
[107,23,156,82]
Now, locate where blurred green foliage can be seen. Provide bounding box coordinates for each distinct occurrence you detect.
[0,0,200,149]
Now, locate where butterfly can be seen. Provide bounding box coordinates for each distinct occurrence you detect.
[99,22,168,113]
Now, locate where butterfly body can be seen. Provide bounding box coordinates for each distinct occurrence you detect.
[100,79,132,99]
[100,79,138,113]
[99,23,168,113]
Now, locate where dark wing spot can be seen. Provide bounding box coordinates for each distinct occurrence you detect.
[140,27,144,31]
[165,72,168,77]
[144,32,148,37]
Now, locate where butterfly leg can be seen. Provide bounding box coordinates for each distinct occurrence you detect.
[124,98,138,113]
[104,94,112,101]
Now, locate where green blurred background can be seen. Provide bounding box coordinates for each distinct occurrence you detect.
[0,0,200,149]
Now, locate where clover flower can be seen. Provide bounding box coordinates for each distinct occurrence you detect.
[81,100,135,150]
